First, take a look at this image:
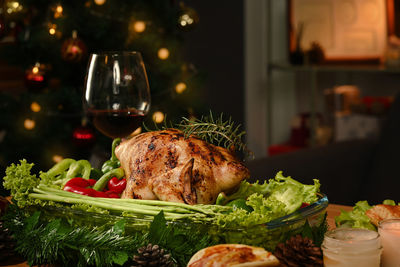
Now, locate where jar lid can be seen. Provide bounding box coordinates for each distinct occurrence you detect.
[378,218,400,231]
[322,228,381,253]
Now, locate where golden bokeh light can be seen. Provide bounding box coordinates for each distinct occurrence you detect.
[24,119,35,130]
[30,102,41,112]
[158,48,169,60]
[179,14,194,27]
[49,24,57,35]
[94,0,106,5]
[56,5,63,13]
[54,5,63,18]
[32,66,39,74]
[175,82,187,94]
[152,111,165,123]
[52,154,64,163]
[6,1,23,14]
[133,21,146,33]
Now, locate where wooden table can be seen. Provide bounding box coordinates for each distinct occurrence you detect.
[326,203,352,229]
[1,204,353,267]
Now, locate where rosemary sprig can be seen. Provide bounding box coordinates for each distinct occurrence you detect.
[176,111,248,154]
[143,111,252,156]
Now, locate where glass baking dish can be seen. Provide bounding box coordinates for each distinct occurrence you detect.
[30,193,329,251]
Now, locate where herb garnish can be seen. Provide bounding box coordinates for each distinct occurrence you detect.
[145,111,250,155]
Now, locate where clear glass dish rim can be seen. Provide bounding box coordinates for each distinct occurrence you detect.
[265,193,329,229]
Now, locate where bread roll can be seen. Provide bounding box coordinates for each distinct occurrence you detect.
[187,244,280,267]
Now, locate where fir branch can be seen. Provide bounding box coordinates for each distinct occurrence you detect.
[3,203,216,267]
[3,203,141,267]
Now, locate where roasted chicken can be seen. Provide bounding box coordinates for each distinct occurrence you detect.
[115,129,250,204]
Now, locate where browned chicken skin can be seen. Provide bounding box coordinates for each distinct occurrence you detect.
[115,129,250,204]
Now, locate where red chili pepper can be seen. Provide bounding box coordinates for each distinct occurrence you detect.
[105,190,121,198]
[107,177,127,194]
[63,185,96,197]
[63,177,112,198]
[87,179,97,187]
[64,177,91,188]
[93,190,109,198]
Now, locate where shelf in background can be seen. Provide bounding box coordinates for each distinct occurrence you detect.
[269,62,400,74]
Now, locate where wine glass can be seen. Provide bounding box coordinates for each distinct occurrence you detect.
[83,51,151,139]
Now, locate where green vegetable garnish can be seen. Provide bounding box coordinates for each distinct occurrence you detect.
[335,199,399,231]
[92,167,124,191]
[335,200,375,231]
[383,199,396,206]
[216,171,321,228]
[101,138,121,173]
[2,159,39,208]
[226,199,253,212]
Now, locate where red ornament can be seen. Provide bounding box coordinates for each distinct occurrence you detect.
[72,124,95,147]
[61,30,87,63]
[24,62,48,92]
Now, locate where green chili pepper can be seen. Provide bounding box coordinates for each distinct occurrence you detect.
[46,158,75,177]
[76,159,91,179]
[101,138,121,173]
[215,192,228,205]
[66,161,83,180]
[226,199,253,213]
[92,167,124,191]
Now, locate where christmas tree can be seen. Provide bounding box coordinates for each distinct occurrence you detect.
[0,0,205,177]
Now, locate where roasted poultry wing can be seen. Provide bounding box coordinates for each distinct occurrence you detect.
[115,129,250,204]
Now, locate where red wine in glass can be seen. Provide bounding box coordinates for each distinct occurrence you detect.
[88,109,145,139]
[83,51,151,139]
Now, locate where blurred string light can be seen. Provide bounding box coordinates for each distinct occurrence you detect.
[6,1,23,14]
[158,48,169,60]
[30,102,41,112]
[52,154,64,163]
[26,62,45,82]
[152,111,165,123]
[133,21,146,33]
[94,0,106,5]
[48,24,57,35]
[53,4,63,18]
[175,82,187,94]
[32,64,39,74]
[24,119,35,130]
[179,13,194,27]
[177,3,199,31]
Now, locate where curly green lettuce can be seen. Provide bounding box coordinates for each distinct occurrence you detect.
[335,200,399,231]
[335,200,375,231]
[216,171,321,228]
[3,159,40,208]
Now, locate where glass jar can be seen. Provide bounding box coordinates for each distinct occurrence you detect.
[322,228,382,267]
[378,218,400,267]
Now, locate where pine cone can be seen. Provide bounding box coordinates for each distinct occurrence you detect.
[274,235,323,267]
[131,243,174,267]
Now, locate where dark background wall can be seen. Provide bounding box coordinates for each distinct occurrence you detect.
[184,0,245,126]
